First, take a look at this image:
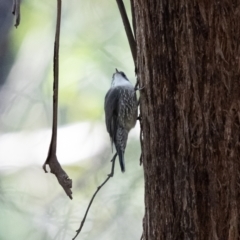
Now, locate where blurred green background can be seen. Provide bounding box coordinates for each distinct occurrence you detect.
[0,0,143,239]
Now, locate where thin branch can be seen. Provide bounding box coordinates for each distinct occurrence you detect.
[116,0,137,66]
[12,0,21,27]
[42,0,72,199]
[72,153,118,240]
[130,0,136,39]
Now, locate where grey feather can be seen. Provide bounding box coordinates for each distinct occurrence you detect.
[104,87,120,151]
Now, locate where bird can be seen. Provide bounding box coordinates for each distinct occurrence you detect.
[104,69,138,172]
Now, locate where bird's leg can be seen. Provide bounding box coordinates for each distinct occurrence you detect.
[135,86,145,91]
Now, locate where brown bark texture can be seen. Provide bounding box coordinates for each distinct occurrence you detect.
[133,0,240,239]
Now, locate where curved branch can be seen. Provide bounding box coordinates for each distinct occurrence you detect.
[43,0,72,199]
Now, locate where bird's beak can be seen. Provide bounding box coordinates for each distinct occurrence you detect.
[115,68,119,73]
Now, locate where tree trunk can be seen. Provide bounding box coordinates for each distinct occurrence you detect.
[132,0,240,239]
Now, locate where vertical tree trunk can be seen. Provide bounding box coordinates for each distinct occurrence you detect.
[133,0,240,239]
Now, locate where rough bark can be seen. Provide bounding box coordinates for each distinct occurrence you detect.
[133,0,240,239]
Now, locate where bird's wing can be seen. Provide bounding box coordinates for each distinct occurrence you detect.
[104,87,120,150]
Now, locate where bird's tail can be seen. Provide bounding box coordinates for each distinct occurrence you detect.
[115,126,128,172]
[118,150,125,172]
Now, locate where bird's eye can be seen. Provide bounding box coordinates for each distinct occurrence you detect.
[121,72,126,78]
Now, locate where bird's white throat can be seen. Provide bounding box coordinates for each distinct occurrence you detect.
[111,74,132,88]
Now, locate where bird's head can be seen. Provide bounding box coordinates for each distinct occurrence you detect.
[111,68,130,87]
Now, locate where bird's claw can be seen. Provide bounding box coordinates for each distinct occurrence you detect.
[135,86,145,91]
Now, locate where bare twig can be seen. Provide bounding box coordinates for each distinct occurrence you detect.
[12,0,21,27]
[130,0,136,39]
[42,0,72,199]
[72,153,118,240]
[116,0,136,66]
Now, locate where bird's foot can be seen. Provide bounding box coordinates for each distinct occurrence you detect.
[135,86,145,91]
